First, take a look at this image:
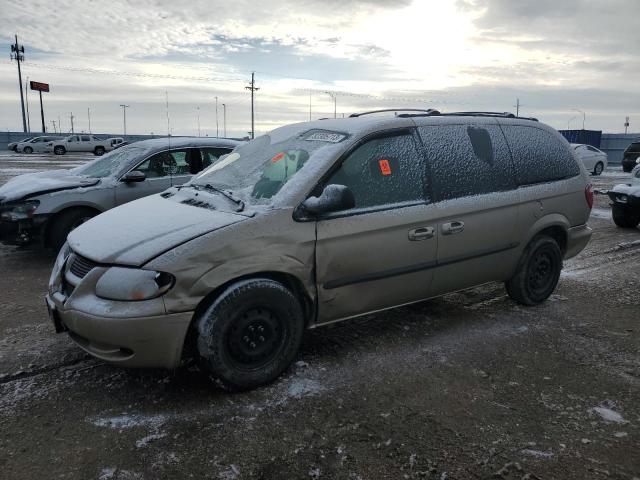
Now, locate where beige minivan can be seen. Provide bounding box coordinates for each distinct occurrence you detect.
[46,110,593,390]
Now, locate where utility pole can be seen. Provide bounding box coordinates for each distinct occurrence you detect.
[58,115,62,133]
[197,106,201,137]
[222,103,227,137]
[514,98,521,117]
[87,108,91,134]
[215,96,219,138]
[324,91,337,118]
[119,104,129,136]
[245,72,259,139]
[25,77,31,132]
[70,112,75,134]
[51,120,56,133]
[309,90,312,121]
[624,116,630,135]
[10,35,27,132]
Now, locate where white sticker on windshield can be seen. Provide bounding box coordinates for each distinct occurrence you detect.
[304,131,347,143]
[195,152,240,180]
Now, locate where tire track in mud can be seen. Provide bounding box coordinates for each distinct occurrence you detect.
[562,239,640,279]
[0,355,93,385]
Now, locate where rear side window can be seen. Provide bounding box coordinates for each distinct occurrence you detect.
[325,133,426,209]
[201,147,233,168]
[501,125,580,185]
[417,124,515,200]
[625,143,640,154]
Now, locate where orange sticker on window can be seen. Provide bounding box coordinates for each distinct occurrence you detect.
[271,152,285,163]
[378,159,392,176]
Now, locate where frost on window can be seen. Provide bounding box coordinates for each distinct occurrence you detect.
[501,125,580,186]
[325,134,427,209]
[418,124,515,201]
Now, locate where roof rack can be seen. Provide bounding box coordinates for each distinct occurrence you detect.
[349,108,440,118]
[444,111,539,121]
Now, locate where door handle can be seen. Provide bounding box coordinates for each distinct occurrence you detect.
[441,221,465,235]
[408,226,435,241]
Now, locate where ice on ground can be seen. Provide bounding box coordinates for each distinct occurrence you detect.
[521,449,553,459]
[135,432,168,448]
[590,208,612,220]
[286,378,324,399]
[592,406,627,424]
[91,413,169,430]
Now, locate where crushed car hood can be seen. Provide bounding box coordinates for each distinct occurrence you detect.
[68,194,248,266]
[0,169,100,203]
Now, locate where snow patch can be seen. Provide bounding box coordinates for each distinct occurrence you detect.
[90,413,169,430]
[592,406,627,424]
[521,449,553,459]
[135,432,168,448]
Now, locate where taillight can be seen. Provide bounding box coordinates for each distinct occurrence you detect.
[585,184,594,209]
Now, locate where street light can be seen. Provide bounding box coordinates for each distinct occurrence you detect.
[324,91,337,118]
[119,104,130,136]
[222,103,227,137]
[571,109,586,130]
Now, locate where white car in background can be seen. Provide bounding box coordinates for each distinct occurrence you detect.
[7,136,34,151]
[571,143,608,176]
[16,136,61,154]
[46,135,114,156]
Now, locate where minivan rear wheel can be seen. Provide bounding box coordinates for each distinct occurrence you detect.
[505,235,562,306]
[196,279,305,391]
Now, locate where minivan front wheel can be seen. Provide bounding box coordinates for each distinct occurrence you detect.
[196,279,305,391]
[505,235,562,306]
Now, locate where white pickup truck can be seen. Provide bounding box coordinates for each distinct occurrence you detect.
[46,135,114,156]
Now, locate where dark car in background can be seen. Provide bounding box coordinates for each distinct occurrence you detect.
[622,140,640,172]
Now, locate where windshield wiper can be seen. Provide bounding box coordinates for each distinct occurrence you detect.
[178,184,244,212]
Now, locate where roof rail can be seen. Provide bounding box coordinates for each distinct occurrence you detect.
[445,111,539,121]
[349,108,440,118]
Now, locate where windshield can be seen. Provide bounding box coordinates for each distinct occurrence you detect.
[73,144,149,178]
[190,129,346,205]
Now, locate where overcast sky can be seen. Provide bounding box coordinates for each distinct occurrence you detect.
[0,0,638,137]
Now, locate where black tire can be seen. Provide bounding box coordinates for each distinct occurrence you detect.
[94,146,105,156]
[48,208,97,250]
[593,162,604,176]
[623,164,633,173]
[196,279,305,391]
[612,205,640,229]
[23,146,33,154]
[54,146,66,155]
[505,235,563,306]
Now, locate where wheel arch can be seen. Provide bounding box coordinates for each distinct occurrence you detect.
[43,204,103,247]
[521,214,570,257]
[181,271,315,361]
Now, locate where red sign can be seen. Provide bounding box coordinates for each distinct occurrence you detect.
[378,159,392,176]
[30,81,50,92]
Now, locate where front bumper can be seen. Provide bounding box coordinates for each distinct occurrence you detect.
[47,294,192,368]
[47,255,193,369]
[0,214,48,246]
[565,224,592,260]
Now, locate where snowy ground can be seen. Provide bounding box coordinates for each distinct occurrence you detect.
[0,161,639,479]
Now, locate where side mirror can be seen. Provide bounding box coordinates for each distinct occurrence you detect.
[122,171,146,183]
[301,184,355,216]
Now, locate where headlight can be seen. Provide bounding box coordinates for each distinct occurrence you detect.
[95,267,175,301]
[616,194,628,204]
[0,200,39,221]
[49,242,71,291]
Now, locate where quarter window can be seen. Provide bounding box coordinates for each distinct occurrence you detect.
[501,125,580,185]
[324,133,426,210]
[417,124,516,200]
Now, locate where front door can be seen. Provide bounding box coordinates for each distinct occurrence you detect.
[114,150,173,205]
[66,136,80,152]
[314,131,438,324]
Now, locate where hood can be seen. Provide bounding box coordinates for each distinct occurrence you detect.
[0,169,100,203]
[68,194,248,265]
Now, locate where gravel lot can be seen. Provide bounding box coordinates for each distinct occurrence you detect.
[0,153,639,480]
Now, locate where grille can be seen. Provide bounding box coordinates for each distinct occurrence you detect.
[69,255,99,279]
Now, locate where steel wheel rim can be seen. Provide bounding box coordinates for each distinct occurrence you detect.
[528,248,556,295]
[226,307,286,369]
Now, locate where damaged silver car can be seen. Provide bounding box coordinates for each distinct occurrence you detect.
[46,110,593,390]
[0,137,240,248]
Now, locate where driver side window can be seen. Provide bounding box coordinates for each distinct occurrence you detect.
[134,152,171,178]
[324,133,427,210]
